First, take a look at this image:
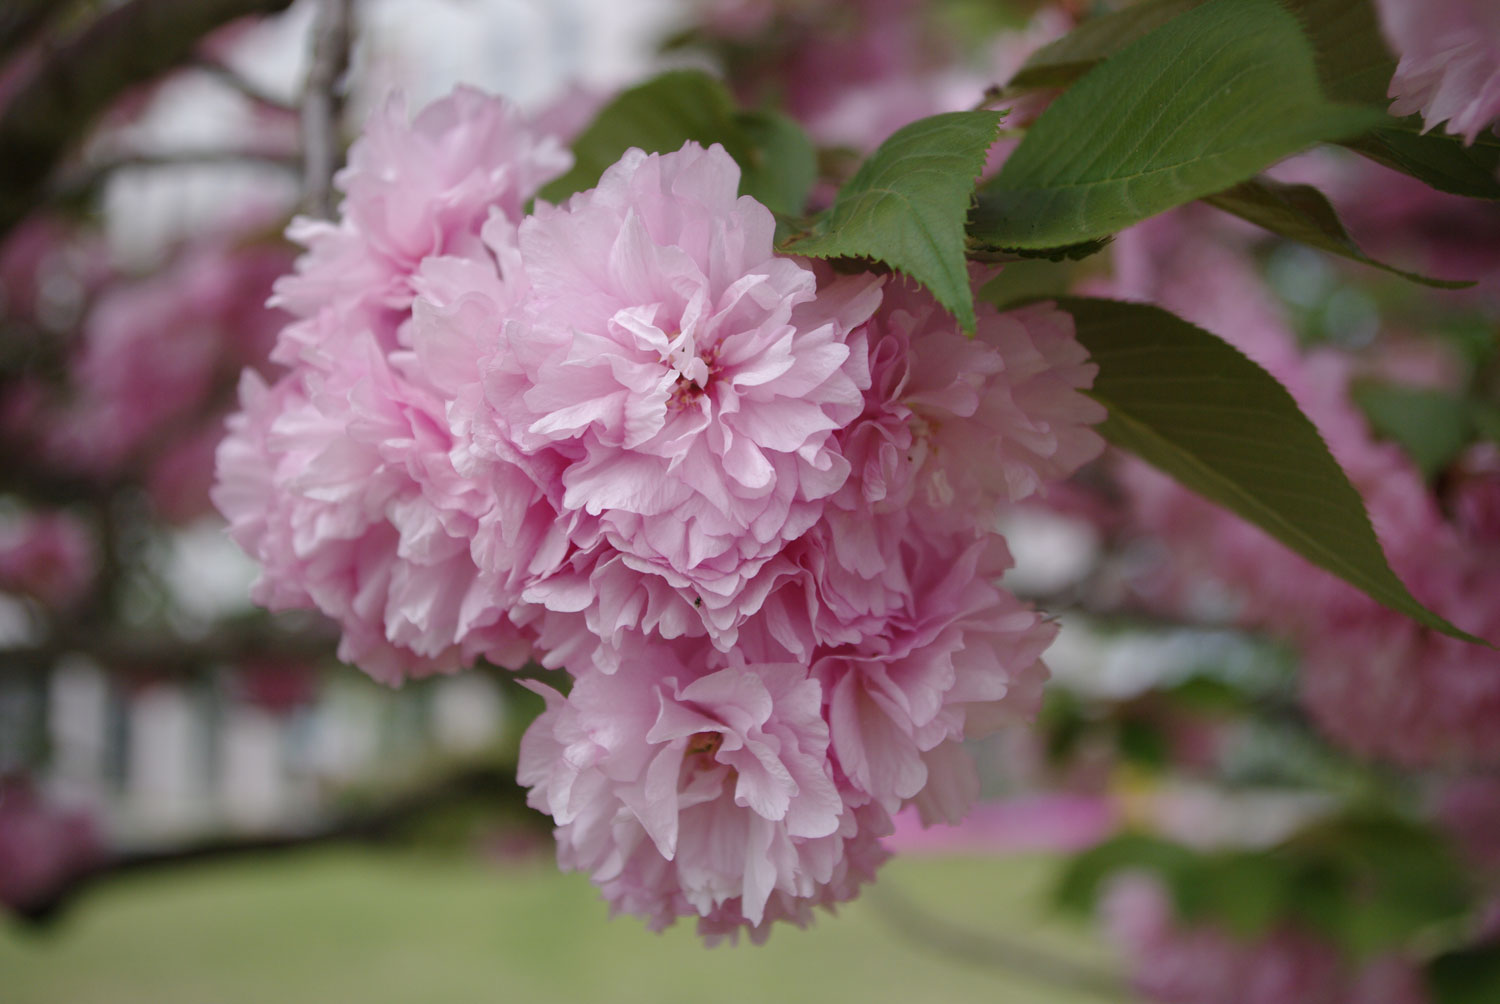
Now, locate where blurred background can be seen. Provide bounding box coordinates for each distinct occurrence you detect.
[2,1,1498,1001]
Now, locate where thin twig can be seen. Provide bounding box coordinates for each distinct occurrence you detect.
[299,0,353,219]
[869,882,1134,1002]
[190,55,295,111]
[0,0,297,239]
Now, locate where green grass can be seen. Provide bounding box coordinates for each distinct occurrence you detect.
[0,850,1124,1004]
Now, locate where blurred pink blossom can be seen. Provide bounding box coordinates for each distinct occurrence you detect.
[0,510,95,607]
[1102,874,1431,1004]
[1376,0,1500,144]
[0,776,102,914]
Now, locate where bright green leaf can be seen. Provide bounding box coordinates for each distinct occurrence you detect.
[779,110,1001,332]
[1351,381,1475,479]
[1205,177,1475,288]
[1006,0,1201,91]
[971,0,1383,250]
[1058,296,1488,645]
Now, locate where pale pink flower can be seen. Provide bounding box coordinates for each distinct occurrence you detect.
[271,86,570,365]
[518,643,884,940]
[806,529,1053,822]
[1377,0,1500,144]
[213,349,532,684]
[499,142,882,645]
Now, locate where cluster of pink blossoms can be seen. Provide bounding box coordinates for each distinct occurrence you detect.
[213,86,1104,939]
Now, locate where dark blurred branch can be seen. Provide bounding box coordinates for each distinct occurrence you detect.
[50,149,301,204]
[12,764,546,927]
[0,617,339,680]
[0,0,296,239]
[0,0,72,63]
[191,55,295,111]
[299,0,353,219]
[870,883,1132,1002]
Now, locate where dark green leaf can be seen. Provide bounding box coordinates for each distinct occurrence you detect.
[1006,0,1202,91]
[779,111,1001,332]
[732,109,817,217]
[1058,296,1488,644]
[1342,127,1500,200]
[1472,400,1500,444]
[1287,0,1397,106]
[1054,833,1201,914]
[1428,946,1500,1004]
[972,0,1383,250]
[538,70,816,213]
[1284,814,1473,956]
[1351,382,1476,479]
[1205,177,1475,288]
[540,71,748,203]
[1184,854,1291,938]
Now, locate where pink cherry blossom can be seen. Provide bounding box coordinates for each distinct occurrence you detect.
[498,142,882,645]
[213,352,532,685]
[1377,0,1500,144]
[271,86,570,367]
[518,643,886,941]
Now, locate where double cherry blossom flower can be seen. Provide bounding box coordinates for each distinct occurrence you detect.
[214,86,1104,939]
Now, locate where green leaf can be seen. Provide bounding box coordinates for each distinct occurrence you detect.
[971,0,1383,250]
[1351,381,1476,479]
[732,109,817,218]
[1428,946,1500,1004]
[1204,177,1475,288]
[1284,814,1473,956]
[538,70,817,213]
[1342,127,1500,200]
[1286,0,1398,106]
[1183,854,1291,938]
[1057,296,1488,645]
[1006,0,1202,91]
[1054,833,1201,915]
[779,111,1001,332]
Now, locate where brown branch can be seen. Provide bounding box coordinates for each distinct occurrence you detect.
[11,764,546,927]
[299,0,353,219]
[0,0,296,239]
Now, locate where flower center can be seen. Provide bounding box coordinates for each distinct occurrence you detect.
[664,340,723,411]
